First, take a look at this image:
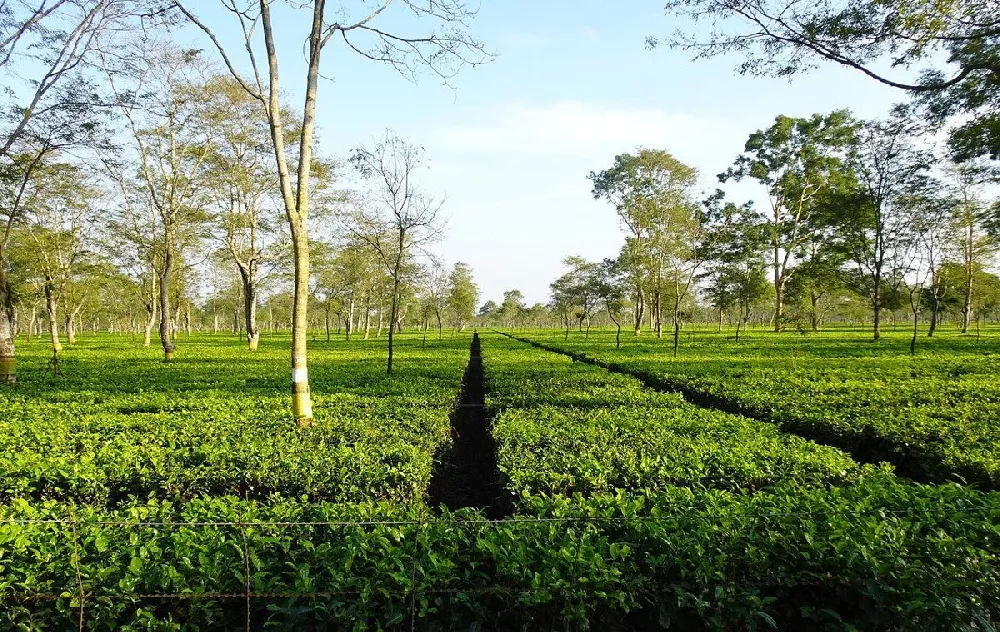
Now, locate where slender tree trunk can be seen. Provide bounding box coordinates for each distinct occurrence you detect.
[873,304,882,341]
[962,265,973,334]
[237,264,260,351]
[633,285,644,335]
[0,266,16,384]
[346,296,355,341]
[143,302,155,347]
[324,308,331,342]
[158,237,174,362]
[928,293,941,337]
[910,308,919,356]
[810,291,820,331]
[64,313,76,345]
[27,305,36,343]
[288,217,312,424]
[672,297,681,359]
[243,282,260,351]
[387,279,400,376]
[435,308,442,340]
[376,303,383,338]
[654,285,663,339]
[45,280,62,352]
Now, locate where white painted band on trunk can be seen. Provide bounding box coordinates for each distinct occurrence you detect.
[293,367,308,383]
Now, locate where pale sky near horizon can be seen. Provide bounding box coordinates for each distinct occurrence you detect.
[182,0,914,306]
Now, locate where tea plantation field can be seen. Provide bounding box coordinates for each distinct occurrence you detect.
[1,330,999,630]
[514,326,1000,488]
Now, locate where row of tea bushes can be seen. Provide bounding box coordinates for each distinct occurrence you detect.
[514,329,1000,489]
[0,336,472,504]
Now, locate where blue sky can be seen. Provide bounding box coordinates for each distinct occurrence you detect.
[183,0,909,305]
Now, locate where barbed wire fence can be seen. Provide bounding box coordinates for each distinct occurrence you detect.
[2,504,998,631]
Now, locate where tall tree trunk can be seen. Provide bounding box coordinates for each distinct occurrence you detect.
[928,293,940,337]
[672,298,681,359]
[287,217,312,424]
[239,265,260,351]
[773,246,784,332]
[159,238,174,362]
[376,303,383,338]
[810,291,820,331]
[435,308,442,340]
[324,308,331,342]
[346,296,355,341]
[387,278,400,376]
[64,313,76,345]
[962,265,973,334]
[143,301,155,347]
[633,285,644,335]
[27,305,36,343]
[45,278,62,365]
[654,286,663,339]
[0,267,16,384]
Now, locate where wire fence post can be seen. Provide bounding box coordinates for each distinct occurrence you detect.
[563,522,587,632]
[238,513,251,632]
[68,507,86,632]
[409,507,425,632]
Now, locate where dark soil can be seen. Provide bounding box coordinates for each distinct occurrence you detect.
[427,333,513,518]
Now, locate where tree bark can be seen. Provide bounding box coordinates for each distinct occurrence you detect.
[239,264,260,351]
[346,295,354,341]
[387,279,400,376]
[928,293,941,337]
[64,313,76,345]
[654,285,663,339]
[633,285,644,335]
[0,268,16,384]
[27,305,36,342]
[810,291,820,331]
[962,263,973,334]
[288,216,312,423]
[143,302,156,347]
[158,235,174,362]
[672,298,681,359]
[45,278,62,354]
